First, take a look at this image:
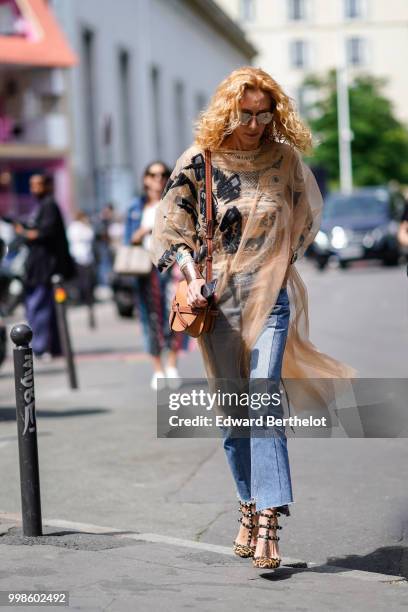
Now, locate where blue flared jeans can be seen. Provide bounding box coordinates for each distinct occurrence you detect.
[201,272,293,512]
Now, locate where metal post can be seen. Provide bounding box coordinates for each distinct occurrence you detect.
[10,324,42,537]
[336,29,353,195]
[52,275,78,390]
[336,66,354,194]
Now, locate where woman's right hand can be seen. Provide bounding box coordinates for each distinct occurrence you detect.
[187,278,207,308]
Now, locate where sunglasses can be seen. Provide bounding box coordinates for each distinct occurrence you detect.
[147,171,168,178]
[238,111,274,126]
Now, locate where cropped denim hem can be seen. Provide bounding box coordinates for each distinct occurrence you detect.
[237,494,293,516]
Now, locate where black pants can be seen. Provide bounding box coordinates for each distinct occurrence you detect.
[75,264,96,306]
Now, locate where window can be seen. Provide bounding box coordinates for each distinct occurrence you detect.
[288,0,306,21]
[240,0,255,21]
[346,37,366,66]
[118,50,133,166]
[0,1,28,37]
[344,0,363,19]
[150,66,162,157]
[290,40,308,69]
[0,3,16,35]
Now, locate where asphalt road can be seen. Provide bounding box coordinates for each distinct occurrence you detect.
[0,259,407,592]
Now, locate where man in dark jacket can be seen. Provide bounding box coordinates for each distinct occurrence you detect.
[14,174,75,358]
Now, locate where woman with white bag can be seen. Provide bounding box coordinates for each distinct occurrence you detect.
[128,161,184,390]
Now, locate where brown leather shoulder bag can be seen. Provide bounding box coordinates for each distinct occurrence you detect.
[169,150,218,338]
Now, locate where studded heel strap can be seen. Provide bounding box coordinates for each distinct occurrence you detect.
[233,501,258,559]
[256,511,282,541]
[239,501,255,547]
[253,509,282,569]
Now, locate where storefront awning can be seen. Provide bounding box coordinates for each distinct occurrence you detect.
[0,0,77,67]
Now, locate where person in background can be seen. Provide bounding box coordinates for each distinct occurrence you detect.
[67,211,96,312]
[107,210,125,256]
[95,203,115,286]
[125,161,184,390]
[14,174,75,359]
[397,197,408,249]
[397,194,408,277]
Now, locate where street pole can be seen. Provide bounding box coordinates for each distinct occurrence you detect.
[336,66,353,194]
[52,275,79,390]
[336,24,353,195]
[10,324,43,537]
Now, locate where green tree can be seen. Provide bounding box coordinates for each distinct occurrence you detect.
[303,71,408,187]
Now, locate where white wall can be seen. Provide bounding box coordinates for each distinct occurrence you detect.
[217,0,408,124]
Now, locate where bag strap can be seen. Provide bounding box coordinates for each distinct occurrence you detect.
[204,150,213,283]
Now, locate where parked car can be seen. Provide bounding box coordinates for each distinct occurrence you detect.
[311,187,405,269]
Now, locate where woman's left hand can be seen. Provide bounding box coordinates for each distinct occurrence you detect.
[187,279,207,308]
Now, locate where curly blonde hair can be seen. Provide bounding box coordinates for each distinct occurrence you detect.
[194,66,312,152]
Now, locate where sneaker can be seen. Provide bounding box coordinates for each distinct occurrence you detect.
[36,352,52,363]
[165,366,181,390]
[150,371,165,391]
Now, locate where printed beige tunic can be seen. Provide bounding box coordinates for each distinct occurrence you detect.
[151,141,356,412]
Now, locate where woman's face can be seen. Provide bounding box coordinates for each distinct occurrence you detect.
[231,88,273,150]
[144,163,168,198]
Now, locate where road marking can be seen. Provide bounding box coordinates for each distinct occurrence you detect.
[0,512,406,584]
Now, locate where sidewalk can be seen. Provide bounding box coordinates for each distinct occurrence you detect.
[0,295,407,610]
[0,514,406,612]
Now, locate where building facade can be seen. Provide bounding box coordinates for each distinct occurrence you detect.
[0,0,76,218]
[216,0,408,123]
[0,0,255,217]
[51,0,256,213]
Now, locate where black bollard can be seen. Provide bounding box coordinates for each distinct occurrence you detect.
[52,275,78,390]
[11,324,43,537]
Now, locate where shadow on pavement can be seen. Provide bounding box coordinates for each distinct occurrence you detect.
[324,546,408,579]
[258,568,295,582]
[0,527,142,551]
[0,407,110,422]
[258,546,408,581]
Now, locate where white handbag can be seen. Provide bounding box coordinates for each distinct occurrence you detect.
[113,245,153,276]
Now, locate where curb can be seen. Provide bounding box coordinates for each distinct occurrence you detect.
[1,512,406,584]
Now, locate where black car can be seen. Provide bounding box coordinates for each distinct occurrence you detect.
[311,187,405,269]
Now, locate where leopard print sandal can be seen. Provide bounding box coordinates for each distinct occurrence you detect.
[252,509,282,569]
[233,501,258,558]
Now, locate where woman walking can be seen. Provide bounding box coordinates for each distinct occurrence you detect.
[127,161,184,390]
[67,211,97,314]
[152,67,355,568]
